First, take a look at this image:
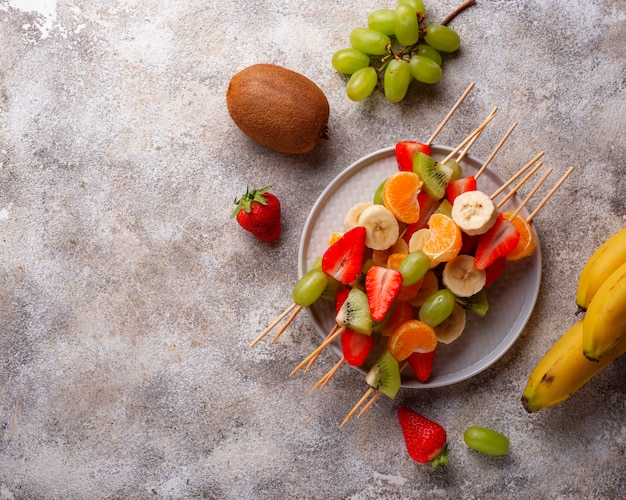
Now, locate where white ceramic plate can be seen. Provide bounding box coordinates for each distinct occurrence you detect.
[298,145,542,388]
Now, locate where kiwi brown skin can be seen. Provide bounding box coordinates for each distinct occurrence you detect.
[226,64,330,154]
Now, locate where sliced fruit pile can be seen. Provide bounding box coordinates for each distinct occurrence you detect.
[301,145,539,397]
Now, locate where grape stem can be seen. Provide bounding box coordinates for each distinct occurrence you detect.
[441,0,476,26]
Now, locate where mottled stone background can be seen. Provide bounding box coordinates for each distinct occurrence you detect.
[0,0,624,498]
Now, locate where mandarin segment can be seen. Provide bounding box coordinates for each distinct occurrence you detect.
[388,319,438,361]
[383,171,423,224]
[503,211,537,260]
[423,213,463,263]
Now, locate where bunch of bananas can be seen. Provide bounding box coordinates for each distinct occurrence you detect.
[521,227,626,413]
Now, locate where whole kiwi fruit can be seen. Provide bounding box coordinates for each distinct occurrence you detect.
[226,64,330,154]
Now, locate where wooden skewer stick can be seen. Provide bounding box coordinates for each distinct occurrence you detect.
[289,326,346,377]
[425,82,475,145]
[507,167,553,222]
[442,107,498,165]
[496,161,544,209]
[455,130,480,163]
[310,356,345,393]
[490,151,545,200]
[305,324,340,371]
[249,302,300,348]
[526,167,574,223]
[475,122,517,180]
[340,387,375,428]
[272,305,304,343]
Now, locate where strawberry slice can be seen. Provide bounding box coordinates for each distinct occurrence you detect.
[407,349,436,382]
[397,407,449,467]
[403,191,440,242]
[395,141,431,172]
[474,214,520,270]
[322,226,366,285]
[365,266,403,322]
[484,255,507,286]
[445,175,477,204]
[335,287,351,316]
[341,329,375,366]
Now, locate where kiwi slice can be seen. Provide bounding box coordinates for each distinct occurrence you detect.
[336,287,373,335]
[435,198,453,217]
[412,152,453,200]
[446,159,463,181]
[365,349,401,399]
[458,289,489,317]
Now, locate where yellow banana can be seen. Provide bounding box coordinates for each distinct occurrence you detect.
[576,226,626,310]
[521,319,626,413]
[582,261,626,361]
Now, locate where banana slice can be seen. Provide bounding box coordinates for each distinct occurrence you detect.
[442,254,486,297]
[434,303,466,344]
[357,204,400,251]
[344,202,373,231]
[408,228,431,253]
[451,190,498,236]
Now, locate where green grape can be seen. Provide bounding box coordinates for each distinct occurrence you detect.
[349,27,391,56]
[292,269,328,307]
[424,24,461,53]
[415,44,442,65]
[464,426,510,456]
[397,250,430,286]
[398,0,426,15]
[332,48,371,75]
[394,4,420,47]
[368,9,396,36]
[418,288,455,327]
[346,66,378,101]
[408,54,442,84]
[373,178,387,205]
[383,58,411,103]
[446,160,463,180]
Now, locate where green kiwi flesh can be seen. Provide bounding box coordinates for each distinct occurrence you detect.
[336,288,373,335]
[458,289,489,317]
[365,349,401,398]
[413,152,453,200]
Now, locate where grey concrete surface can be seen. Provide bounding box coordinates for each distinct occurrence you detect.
[1,0,625,498]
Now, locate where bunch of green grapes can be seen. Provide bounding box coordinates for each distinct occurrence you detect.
[332,0,461,103]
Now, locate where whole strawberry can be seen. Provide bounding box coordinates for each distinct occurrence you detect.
[397,407,449,468]
[231,186,281,242]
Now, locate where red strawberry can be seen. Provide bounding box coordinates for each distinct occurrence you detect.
[484,255,507,286]
[335,287,351,316]
[365,266,403,322]
[341,329,375,366]
[395,141,431,172]
[474,214,520,270]
[231,186,281,242]
[407,349,436,382]
[445,175,477,204]
[397,407,449,467]
[322,226,366,285]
